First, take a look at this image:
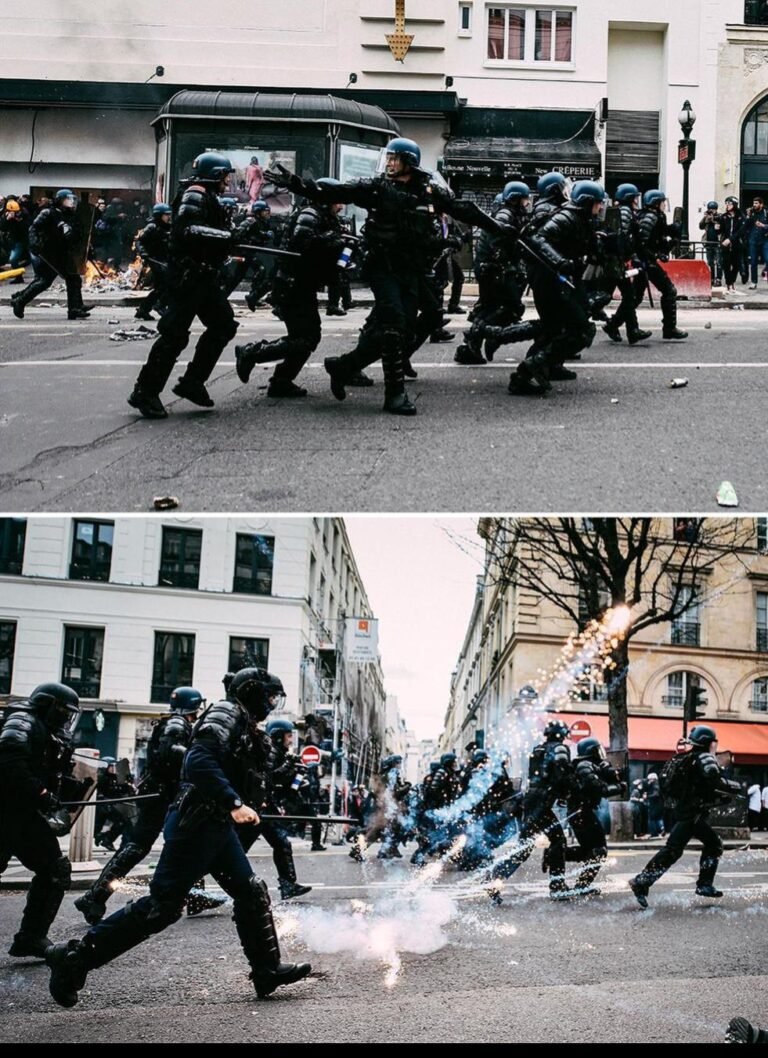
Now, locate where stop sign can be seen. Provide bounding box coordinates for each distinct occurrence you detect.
[300,745,322,766]
[569,720,592,742]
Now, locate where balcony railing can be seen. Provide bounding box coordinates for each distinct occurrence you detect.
[758,628,768,654]
[671,623,700,647]
[745,1,768,24]
[750,698,768,712]
[662,695,684,709]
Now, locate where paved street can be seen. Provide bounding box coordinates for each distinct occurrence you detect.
[0,301,766,512]
[0,840,766,1043]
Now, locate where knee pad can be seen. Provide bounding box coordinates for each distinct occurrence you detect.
[234,875,271,913]
[220,317,239,342]
[129,895,184,935]
[157,315,191,349]
[52,855,72,892]
[707,834,724,859]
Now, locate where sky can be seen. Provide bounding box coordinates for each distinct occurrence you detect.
[344,516,483,742]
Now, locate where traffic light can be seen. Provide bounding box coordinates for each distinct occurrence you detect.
[685,685,707,722]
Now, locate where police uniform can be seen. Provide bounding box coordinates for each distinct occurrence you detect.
[11,195,88,319]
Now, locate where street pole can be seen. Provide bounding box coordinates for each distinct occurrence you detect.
[678,100,697,258]
[329,617,345,816]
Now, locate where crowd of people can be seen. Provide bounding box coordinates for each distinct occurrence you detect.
[698,194,768,292]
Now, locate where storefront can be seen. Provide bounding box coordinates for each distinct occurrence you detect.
[152,90,399,214]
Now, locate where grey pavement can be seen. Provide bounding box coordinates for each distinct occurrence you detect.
[0,842,766,1042]
[1,302,767,513]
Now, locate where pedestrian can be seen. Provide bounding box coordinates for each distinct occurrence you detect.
[699,201,722,286]
[127,152,240,419]
[0,683,82,959]
[267,137,500,416]
[235,178,350,398]
[645,771,664,837]
[45,666,311,1008]
[630,779,647,838]
[629,725,742,908]
[74,687,226,925]
[717,197,743,294]
[11,190,92,320]
[742,196,768,288]
[634,189,688,340]
[747,781,762,831]
[0,198,31,281]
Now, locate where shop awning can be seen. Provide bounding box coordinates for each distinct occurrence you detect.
[442,136,601,183]
[547,712,768,765]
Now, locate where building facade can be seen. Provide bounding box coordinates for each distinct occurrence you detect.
[0,515,386,783]
[442,517,768,784]
[0,1,751,218]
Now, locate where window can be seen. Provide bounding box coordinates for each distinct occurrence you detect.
[229,636,269,673]
[758,593,768,654]
[758,518,768,552]
[487,6,572,63]
[743,97,768,156]
[575,664,608,702]
[578,572,611,629]
[159,527,202,590]
[0,518,26,576]
[69,520,114,582]
[672,518,700,543]
[751,677,768,712]
[318,574,326,617]
[671,586,700,646]
[233,534,274,595]
[151,631,195,703]
[62,626,104,699]
[663,670,700,710]
[459,2,472,32]
[0,621,17,694]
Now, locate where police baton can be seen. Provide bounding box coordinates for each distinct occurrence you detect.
[517,239,576,291]
[234,245,301,260]
[60,793,162,808]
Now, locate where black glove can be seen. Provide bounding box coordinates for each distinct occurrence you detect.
[265,163,305,195]
[39,790,61,812]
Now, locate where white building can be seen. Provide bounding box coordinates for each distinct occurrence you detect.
[0,515,386,778]
[0,1,752,217]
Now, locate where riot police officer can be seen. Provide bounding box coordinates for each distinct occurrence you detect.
[602,184,652,345]
[455,180,530,366]
[562,738,624,897]
[232,199,274,311]
[0,682,81,958]
[508,181,605,396]
[234,178,348,398]
[487,719,572,902]
[629,725,741,908]
[74,687,225,925]
[11,190,91,320]
[634,189,688,340]
[128,152,240,419]
[46,667,311,1007]
[267,137,500,416]
[134,203,172,321]
[349,754,410,861]
[234,715,312,900]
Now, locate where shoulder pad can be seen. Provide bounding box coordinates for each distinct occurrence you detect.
[0,710,37,745]
[186,184,208,195]
[195,700,245,746]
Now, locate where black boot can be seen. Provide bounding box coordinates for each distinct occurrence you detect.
[663,327,688,340]
[695,884,723,899]
[447,302,466,314]
[8,932,53,958]
[267,378,307,399]
[454,343,486,366]
[326,306,347,317]
[627,328,652,344]
[278,879,312,900]
[347,371,374,387]
[382,338,416,416]
[11,293,26,319]
[128,386,168,419]
[233,878,311,999]
[629,876,650,909]
[172,375,214,407]
[403,358,418,378]
[548,363,578,381]
[662,303,687,340]
[235,341,265,383]
[46,939,92,1008]
[68,308,91,320]
[429,328,453,343]
[324,356,349,401]
[602,322,623,343]
[74,890,109,926]
[726,1018,768,1044]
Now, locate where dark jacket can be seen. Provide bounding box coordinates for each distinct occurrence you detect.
[136,221,170,264]
[0,705,73,810]
[145,713,193,788]
[475,202,527,269]
[635,208,675,260]
[717,210,742,247]
[28,206,77,269]
[527,203,597,278]
[281,204,345,288]
[569,758,622,810]
[742,207,768,244]
[169,183,233,271]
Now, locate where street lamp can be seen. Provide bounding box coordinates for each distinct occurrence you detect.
[678,100,697,250]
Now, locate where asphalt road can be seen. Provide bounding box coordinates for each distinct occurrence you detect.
[0,841,766,1043]
[0,302,765,512]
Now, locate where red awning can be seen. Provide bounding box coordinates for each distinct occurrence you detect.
[548,712,768,765]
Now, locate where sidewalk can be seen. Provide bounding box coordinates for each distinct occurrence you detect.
[4,275,768,310]
[2,835,765,889]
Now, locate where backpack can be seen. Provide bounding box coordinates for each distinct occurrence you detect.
[660,752,696,805]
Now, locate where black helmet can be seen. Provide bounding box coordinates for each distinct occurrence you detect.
[228,667,286,721]
[385,137,421,168]
[537,172,568,200]
[543,720,570,742]
[381,754,403,772]
[169,686,205,716]
[706,201,718,210]
[576,737,606,762]
[429,761,440,774]
[192,152,235,183]
[29,682,80,734]
[266,717,295,738]
[222,672,235,695]
[472,748,489,766]
[614,183,640,204]
[250,199,270,214]
[152,202,172,218]
[54,189,77,210]
[440,751,458,770]
[689,725,717,749]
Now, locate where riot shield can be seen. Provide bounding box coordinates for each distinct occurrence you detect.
[41,756,99,836]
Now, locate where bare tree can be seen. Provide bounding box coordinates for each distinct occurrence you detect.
[479,517,753,752]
